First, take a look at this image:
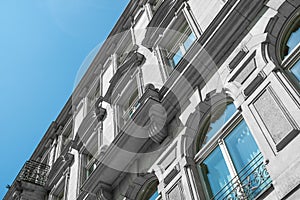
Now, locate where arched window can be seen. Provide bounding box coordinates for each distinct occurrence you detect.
[125,174,160,200]
[195,102,272,199]
[197,102,236,149]
[137,179,159,200]
[280,13,300,84]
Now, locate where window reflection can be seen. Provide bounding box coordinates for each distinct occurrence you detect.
[282,17,300,59]
[224,120,260,173]
[199,103,236,148]
[201,147,232,198]
[139,180,159,200]
[290,59,300,82]
[169,32,196,67]
[281,16,300,86]
[199,120,268,199]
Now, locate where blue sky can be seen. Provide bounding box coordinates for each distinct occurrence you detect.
[0,0,129,198]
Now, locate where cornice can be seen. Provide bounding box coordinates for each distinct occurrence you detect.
[72,0,143,106]
[142,0,185,48]
[103,51,145,103]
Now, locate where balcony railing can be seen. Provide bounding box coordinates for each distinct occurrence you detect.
[212,153,272,200]
[18,160,50,186]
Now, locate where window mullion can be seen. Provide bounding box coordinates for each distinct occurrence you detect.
[218,139,237,179]
[179,43,186,55]
[219,139,246,198]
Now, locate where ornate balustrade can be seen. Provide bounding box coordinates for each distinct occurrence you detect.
[18,160,50,186]
[212,153,272,200]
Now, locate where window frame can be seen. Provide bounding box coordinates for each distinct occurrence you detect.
[194,102,241,163]
[136,179,160,200]
[114,29,134,67]
[194,102,271,199]
[86,78,101,112]
[155,5,200,78]
[112,69,143,130]
[279,10,300,88]
[79,151,97,185]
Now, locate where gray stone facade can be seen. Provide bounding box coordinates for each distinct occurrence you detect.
[4,0,300,200]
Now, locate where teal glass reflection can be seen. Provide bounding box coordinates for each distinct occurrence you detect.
[282,17,300,59]
[171,49,183,67]
[201,147,232,198]
[149,191,159,200]
[286,26,300,58]
[200,103,236,148]
[183,32,196,50]
[225,120,259,172]
[290,59,300,82]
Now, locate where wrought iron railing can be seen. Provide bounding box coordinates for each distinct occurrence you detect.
[18,160,50,186]
[212,153,272,200]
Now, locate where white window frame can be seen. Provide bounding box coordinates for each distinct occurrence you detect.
[155,4,200,79]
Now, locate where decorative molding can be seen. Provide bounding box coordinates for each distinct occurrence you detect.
[243,72,265,97]
[96,187,112,200]
[164,165,180,185]
[148,103,168,144]
[103,52,145,103]
[229,51,257,84]
[228,49,248,71]
[182,91,229,156]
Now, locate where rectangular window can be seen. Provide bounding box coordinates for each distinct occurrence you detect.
[114,74,142,130]
[81,153,97,185]
[115,30,134,66]
[169,31,196,68]
[157,12,197,76]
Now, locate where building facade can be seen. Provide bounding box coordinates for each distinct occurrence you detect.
[4,0,300,199]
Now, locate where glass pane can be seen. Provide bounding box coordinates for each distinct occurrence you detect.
[286,26,300,57]
[149,191,159,200]
[200,103,236,148]
[225,120,259,172]
[170,49,183,67]
[183,32,196,50]
[225,120,271,199]
[290,59,300,82]
[200,147,232,198]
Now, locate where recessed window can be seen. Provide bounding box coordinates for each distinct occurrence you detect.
[196,102,272,199]
[158,13,197,75]
[138,180,160,200]
[123,88,140,121]
[290,59,300,82]
[115,77,142,129]
[198,103,236,148]
[169,31,196,68]
[280,15,300,85]
[281,16,300,60]
[81,153,97,184]
[115,30,134,66]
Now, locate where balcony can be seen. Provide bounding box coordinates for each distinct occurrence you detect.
[18,160,50,187]
[212,153,272,200]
